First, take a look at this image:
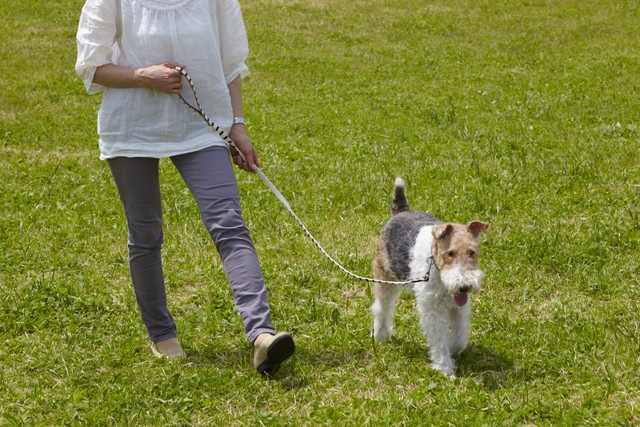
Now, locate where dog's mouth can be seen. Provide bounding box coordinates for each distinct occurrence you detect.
[453,293,468,307]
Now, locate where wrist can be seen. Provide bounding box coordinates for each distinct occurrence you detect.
[230,124,247,138]
[232,117,245,126]
[133,68,148,88]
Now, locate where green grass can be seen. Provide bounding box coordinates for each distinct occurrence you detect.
[1,0,640,425]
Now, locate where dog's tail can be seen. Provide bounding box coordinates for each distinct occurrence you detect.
[391,177,410,215]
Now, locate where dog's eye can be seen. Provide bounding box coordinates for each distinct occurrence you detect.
[468,250,476,258]
[447,250,456,258]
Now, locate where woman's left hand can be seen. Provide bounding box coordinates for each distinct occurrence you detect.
[229,125,259,173]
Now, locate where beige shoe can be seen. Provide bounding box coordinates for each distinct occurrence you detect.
[150,338,187,359]
[253,332,295,375]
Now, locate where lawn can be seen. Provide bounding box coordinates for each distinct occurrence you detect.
[1,0,639,425]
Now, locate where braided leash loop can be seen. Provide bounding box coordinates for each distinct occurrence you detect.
[175,67,433,285]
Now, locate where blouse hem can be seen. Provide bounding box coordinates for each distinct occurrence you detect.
[98,139,228,160]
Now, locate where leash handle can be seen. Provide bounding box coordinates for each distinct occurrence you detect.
[175,67,432,285]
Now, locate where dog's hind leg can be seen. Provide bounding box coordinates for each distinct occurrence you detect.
[371,283,402,342]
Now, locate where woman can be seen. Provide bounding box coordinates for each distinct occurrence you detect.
[75,0,294,375]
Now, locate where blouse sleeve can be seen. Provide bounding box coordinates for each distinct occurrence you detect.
[216,0,250,84]
[75,0,118,94]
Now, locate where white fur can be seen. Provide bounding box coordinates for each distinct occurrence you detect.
[408,226,434,279]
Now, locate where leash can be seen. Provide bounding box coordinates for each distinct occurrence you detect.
[175,67,433,285]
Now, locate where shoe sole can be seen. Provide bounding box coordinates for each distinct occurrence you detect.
[256,333,295,375]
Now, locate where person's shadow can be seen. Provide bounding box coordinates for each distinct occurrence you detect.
[185,344,308,389]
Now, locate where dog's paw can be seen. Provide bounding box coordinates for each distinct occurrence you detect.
[371,325,393,343]
[431,363,456,379]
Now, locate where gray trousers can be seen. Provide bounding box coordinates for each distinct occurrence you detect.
[108,146,275,344]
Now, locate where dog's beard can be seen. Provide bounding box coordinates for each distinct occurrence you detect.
[439,264,484,302]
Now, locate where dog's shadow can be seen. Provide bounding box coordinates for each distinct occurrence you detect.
[378,336,515,389]
[455,343,515,389]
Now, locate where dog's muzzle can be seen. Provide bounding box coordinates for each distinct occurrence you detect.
[441,267,483,307]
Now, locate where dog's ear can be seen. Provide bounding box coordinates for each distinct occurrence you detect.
[467,221,488,238]
[433,223,454,240]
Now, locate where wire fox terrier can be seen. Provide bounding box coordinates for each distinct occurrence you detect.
[371,177,488,377]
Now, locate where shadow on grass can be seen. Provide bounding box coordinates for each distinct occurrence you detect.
[456,343,515,389]
[178,336,514,391]
[362,336,515,389]
[183,345,308,389]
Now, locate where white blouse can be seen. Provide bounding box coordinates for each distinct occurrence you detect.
[76,0,249,159]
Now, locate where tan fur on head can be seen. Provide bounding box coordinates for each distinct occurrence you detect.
[432,221,488,273]
[467,220,489,238]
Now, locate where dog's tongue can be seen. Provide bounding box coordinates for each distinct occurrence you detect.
[454,294,468,307]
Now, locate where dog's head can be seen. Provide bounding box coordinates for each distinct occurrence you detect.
[431,221,488,307]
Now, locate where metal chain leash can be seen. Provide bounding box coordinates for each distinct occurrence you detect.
[175,67,433,285]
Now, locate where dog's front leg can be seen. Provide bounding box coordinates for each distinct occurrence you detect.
[450,304,471,356]
[418,298,456,377]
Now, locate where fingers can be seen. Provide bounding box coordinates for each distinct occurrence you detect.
[230,144,259,173]
[138,63,186,94]
[232,152,257,172]
[163,62,186,72]
[242,145,259,171]
[163,65,184,94]
[228,125,259,172]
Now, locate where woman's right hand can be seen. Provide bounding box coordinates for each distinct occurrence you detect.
[135,63,185,94]
[93,62,186,94]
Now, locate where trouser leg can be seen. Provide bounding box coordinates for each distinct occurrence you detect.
[171,146,275,344]
[108,157,176,342]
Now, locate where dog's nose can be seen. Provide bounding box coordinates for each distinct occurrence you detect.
[459,285,471,293]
